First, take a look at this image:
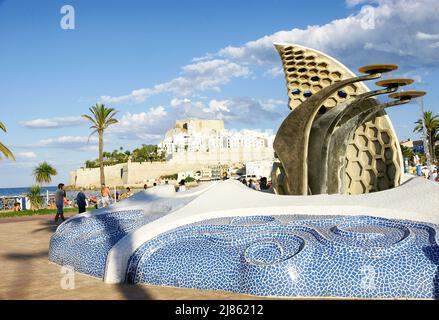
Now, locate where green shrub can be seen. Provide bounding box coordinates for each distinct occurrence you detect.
[185,176,196,183]
[27,185,44,211]
[160,173,178,180]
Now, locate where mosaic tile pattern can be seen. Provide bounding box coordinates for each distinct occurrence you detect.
[49,210,164,278]
[126,215,439,299]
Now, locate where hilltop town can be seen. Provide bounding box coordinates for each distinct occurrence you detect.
[69,119,275,188]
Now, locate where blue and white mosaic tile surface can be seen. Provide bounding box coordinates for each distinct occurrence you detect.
[126,215,439,299]
[49,210,163,278]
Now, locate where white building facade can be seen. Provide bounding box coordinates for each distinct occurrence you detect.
[158,119,275,165]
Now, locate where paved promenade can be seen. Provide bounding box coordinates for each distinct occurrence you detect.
[0,216,259,300]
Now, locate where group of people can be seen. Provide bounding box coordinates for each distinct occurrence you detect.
[53,179,186,223]
[145,180,186,192]
[422,169,439,181]
[53,183,135,223]
[241,177,270,191]
[408,164,439,182]
[50,175,233,223]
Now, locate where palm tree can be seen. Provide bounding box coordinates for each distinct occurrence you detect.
[27,185,44,211]
[414,111,439,162]
[400,145,414,163]
[0,121,15,160]
[33,162,58,184]
[82,104,118,185]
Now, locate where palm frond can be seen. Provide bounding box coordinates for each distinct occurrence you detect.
[0,121,14,160]
[0,121,6,132]
[87,130,99,142]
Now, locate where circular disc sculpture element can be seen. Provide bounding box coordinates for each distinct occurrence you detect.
[272,43,405,195]
[358,64,398,74]
[389,91,427,100]
[376,79,415,88]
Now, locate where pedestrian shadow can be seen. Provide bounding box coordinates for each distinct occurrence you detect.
[78,211,152,300]
[90,213,153,300]
[47,211,153,299]
[32,220,59,234]
[2,250,49,298]
[112,283,153,300]
[4,250,48,261]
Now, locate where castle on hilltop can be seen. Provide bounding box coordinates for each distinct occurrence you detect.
[70,119,275,188]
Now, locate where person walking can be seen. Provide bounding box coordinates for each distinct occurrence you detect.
[259,177,268,190]
[125,187,133,197]
[76,188,87,214]
[248,179,257,190]
[101,183,111,207]
[178,179,186,192]
[55,183,66,222]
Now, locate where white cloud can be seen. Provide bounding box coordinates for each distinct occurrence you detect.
[260,99,287,111]
[170,98,191,107]
[117,106,167,127]
[264,66,283,78]
[217,0,439,68]
[416,32,439,40]
[101,59,250,104]
[98,0,439,132]
[107,106,170,142]
[103,96,285,143]
[17,151,37,159]
[0,160,38,169]
[345,0,373,7]
[32,136,98,150]
[21,116,86,129]
[171,97,285,125]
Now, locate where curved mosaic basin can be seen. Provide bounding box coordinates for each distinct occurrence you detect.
[49,185,204,278]
[126,215,439,299]
[49,210,439,298]
[49,210,157,278]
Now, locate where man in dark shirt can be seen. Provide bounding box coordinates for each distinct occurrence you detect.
[55,183,66,222]
[75,188,87,214]
[259,177,268,190]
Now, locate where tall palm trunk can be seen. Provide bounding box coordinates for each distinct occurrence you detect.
[99,129,105,185]
[429,131,436,162]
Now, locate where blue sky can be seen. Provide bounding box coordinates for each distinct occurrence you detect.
[0,0,438,188]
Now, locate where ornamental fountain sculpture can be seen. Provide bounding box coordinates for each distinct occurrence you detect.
[49,43,439,299]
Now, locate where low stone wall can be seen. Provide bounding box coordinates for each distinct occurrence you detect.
[72,164,126,188]
[71,147,275,188]
[125,162,206,186]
